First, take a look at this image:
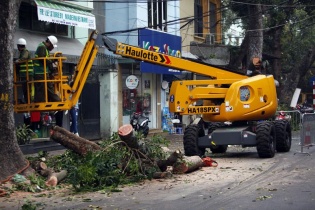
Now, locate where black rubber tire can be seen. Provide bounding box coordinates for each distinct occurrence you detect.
[208,122,228,153]
[256,121,276,158]
[183,124,205,157]
[274,120,292,152]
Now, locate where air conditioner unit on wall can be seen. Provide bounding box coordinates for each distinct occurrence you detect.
[205,34,215,44]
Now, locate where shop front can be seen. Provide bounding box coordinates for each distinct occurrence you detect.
[121,63,160,131]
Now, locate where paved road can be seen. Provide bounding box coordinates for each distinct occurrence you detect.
[2,132,315,210]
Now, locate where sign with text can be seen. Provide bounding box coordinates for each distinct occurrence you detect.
[37,5,96,29]
[138,29,181,75]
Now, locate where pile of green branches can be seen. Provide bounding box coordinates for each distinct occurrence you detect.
[47,133,170,192]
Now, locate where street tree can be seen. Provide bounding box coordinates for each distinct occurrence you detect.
[227,0,315,104]
[0,0,27,181]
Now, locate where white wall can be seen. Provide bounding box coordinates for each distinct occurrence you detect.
[99,71,119,137]
[71,1,94,45]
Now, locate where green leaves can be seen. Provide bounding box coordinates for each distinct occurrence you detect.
[47,133,170,192]
[16,124,34,145]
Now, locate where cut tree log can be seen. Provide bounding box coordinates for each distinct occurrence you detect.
[173,156,204,174]
[157,150,183,172]
[50,126,101,155]
[118,124,139,149]
[45,170,67,187]
[31,161,47,172]
[39,168,54,177]
[152,171,173,179]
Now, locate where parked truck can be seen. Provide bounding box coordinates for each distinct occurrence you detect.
[102,35,291,158]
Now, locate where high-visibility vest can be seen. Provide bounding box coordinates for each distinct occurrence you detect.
[19,49,34,77]
[33,42,49,74]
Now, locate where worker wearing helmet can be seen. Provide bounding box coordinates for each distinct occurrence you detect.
[15,38,34,103]
[33,35,63,127]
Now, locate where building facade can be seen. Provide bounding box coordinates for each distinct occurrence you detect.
[14,0,225,139]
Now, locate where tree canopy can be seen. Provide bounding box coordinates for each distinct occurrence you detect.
[225,0,315,104]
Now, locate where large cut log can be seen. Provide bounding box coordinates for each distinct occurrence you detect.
[157,150,183,172]
[50,126,101,155]
[118,124,139,149]
[45,170,67,187]
[173,156,204,174]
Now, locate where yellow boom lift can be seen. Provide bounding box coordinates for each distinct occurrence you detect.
[103,36,292,158]
[14,30,98,113]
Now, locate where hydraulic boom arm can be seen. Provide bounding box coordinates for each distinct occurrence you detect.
[103,35,278,122]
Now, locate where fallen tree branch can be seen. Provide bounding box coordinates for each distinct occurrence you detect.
[50,126,101,155]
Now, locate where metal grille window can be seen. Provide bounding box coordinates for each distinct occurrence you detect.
[194,0,203,37]
[147,0,167,31]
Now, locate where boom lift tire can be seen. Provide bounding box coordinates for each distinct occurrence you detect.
[183,124,205,157]
[208,122,228,153]
[256,121,276,158]
[274,120,292,152]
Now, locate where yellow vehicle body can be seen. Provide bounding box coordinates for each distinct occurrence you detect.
[13,30,99,113]
[103,37,278,122]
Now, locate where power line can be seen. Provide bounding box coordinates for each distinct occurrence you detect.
[231,0,315,7]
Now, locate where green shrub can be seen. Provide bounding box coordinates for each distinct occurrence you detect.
[16,124,34,145]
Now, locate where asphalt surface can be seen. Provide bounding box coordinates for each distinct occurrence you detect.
[2,131,315,210]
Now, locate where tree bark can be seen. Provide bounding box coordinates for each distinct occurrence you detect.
[118,124,139,149]
[50,126,101,155]
[45,170,67,187]
[246,4,263,68]
[156,150,182,172]
[0,0,27,181]
[31,161,47,172]
[173,156,204,174]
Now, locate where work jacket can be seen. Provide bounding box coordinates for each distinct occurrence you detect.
[33,42,51,74]
[18,48,33,77]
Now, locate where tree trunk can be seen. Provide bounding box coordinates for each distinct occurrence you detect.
[0,0,27,181]
[246,4,263,68]
[50,126,101,155]
[280,45,315,105]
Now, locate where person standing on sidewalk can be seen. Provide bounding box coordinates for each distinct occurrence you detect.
[70,101,79,136]
[69,73,79,136]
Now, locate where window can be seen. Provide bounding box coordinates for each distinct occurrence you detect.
[194,0,203,37]
[19,2,69,36]
[210,2,217,35]
[147,0,167,31]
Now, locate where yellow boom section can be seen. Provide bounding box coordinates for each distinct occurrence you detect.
[14,30,99,113]
[111,41,247,80]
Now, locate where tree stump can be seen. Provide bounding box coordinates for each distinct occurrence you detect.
[50,126,101,155]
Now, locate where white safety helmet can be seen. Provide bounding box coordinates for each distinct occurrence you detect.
[17,38,27,46]
[47,35,58,48]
